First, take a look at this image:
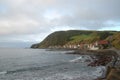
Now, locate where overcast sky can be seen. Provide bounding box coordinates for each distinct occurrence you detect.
[0,0,120,48]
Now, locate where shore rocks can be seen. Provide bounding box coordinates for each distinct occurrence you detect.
[88,56,112,67]
[67,49,120,80]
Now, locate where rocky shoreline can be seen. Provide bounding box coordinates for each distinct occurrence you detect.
[47,48,120,79]
[66,49,120,80]
[66,49,118,55]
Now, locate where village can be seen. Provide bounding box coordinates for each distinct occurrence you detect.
[49,40,110,50]
[49,40,120,80]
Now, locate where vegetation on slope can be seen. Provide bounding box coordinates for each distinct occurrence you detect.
[31,30,120,49]
[111,32,120,49]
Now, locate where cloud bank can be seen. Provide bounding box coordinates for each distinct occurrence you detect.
[0,0,120,47]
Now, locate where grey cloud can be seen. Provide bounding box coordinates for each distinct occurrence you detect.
[0,0,120,47]
[1,0,120,33]
[50,0,120,29]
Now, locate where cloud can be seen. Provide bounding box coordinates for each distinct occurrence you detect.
[0,15,40,35]
[0,0,120,47]
[48,0,120,29]
[1,0,120,33]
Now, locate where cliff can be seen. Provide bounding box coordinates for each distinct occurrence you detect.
[31,30,120,49]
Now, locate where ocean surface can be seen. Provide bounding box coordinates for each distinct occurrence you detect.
[0,48,104,80]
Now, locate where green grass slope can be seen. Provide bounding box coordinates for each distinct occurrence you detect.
[31,30,120,49]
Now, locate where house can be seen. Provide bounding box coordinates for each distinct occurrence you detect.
[89,41,99,50]
[98,40,109,49]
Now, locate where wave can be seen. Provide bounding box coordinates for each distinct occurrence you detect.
[69,55,92,63]
[0,71,7,75]
[69,56,82,62]
[4,62,68,74]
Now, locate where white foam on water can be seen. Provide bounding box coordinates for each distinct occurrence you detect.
[42,73,96,80]
[69,55,92,63]
[92,66,107,78]
[0,71,7,75]
[0,66,104,80]
[69,56,82,62]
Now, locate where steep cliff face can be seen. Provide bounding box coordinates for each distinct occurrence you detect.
[31,30,120,49]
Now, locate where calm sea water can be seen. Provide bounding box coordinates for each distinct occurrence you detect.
[0,48,103,80]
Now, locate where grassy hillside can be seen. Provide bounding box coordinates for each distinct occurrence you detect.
[31,30,120,49]
[111,32,120,49]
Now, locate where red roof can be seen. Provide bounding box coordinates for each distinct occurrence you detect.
[98,40,108,44]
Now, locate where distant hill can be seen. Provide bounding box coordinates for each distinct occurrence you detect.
[31,30,120,49]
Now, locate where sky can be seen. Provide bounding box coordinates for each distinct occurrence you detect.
[0,0,120,48]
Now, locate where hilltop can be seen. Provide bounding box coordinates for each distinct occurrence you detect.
[31,30,120,49]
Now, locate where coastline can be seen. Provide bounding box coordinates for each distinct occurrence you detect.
[66,48,119,55]
[66,48,120,80]
[31,48,120,80]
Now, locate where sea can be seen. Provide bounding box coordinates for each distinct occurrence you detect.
[0,48,104,80]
